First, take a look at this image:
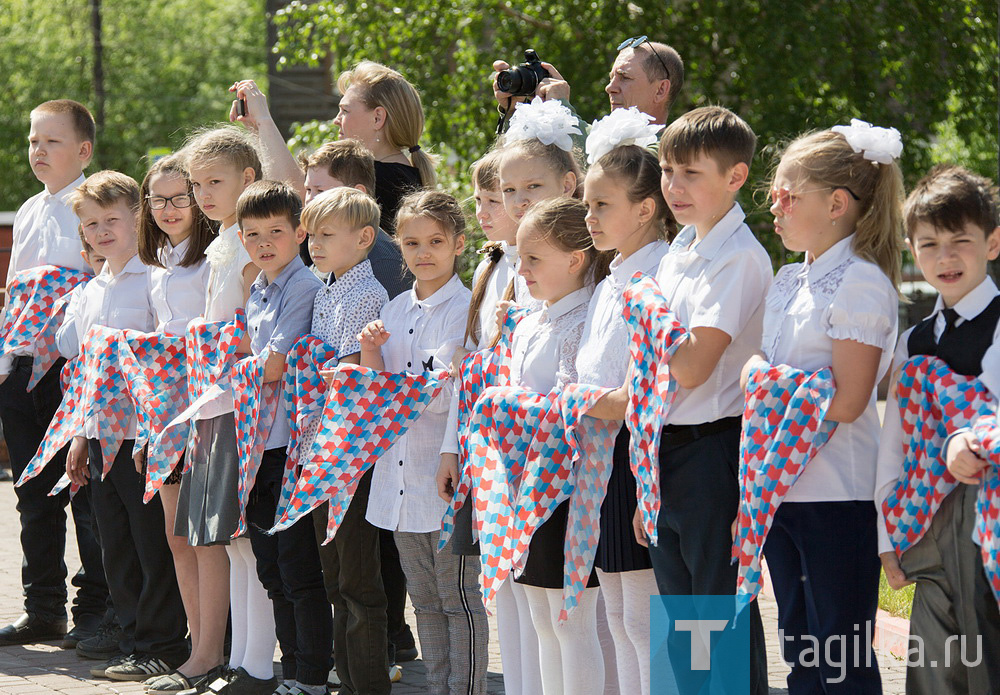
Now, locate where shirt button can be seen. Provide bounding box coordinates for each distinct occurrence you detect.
[408,328,413,334]
[263,298,268,303]
[407,362,411,367]
[399,490,404,495]
[398,460,403,466]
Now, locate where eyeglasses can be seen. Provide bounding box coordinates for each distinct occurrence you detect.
[769,186,861,214]
[617,35,671,81]
[146,193,193,210]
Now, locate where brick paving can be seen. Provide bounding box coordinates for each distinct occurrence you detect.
[0,482,906,693]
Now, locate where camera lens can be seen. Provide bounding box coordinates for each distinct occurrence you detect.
[496,69,522,95]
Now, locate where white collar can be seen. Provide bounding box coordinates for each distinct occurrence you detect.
[101,253,145,279]
[805,234,855,281]
[933,276,1000,321]
[408,273,464,309]
[673,202,745,261]
[45,174,86,204]
[159,236,192,265]
[610,240,669,284]
[542,285,593,321]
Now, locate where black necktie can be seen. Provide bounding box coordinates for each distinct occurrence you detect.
[940,307,959,341]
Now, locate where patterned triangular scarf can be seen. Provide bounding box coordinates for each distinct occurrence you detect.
[733,360,837,615]
[160,312,247,471]
[968,416,1000,608]
[513,384,618,621]
[117,330,187,502]
[882,355,996,555]
[273,335,341,525]
[621,272,689,545]
[18,324,134,493]
[438,306,533,549]
[231,351,279,538]
[268,363,450,543]
[0,265,92,391]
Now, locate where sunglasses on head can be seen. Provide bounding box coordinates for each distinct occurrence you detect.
[617,36,670,81]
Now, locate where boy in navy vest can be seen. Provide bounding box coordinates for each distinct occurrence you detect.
[876,164,1000,694]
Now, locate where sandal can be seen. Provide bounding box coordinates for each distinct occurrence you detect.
[145,670,204,695]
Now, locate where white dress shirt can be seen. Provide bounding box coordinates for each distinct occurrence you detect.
[150,238,210,336]
[874,276,1000,553]
[198,223,255,420]
[578,240,669,388]
[761,235,898,504]
[366,274,471,533]
[510,286,592,393]
[5,174,90,371]
[7,175,89,288]
[653,203,773,425]
[312,260,389,360]
[56,254,155,438]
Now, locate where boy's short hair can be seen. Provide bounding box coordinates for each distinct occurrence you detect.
[31,99,97,146]
[904,164,999,240]
[658,105,756,172]
[236,180,303,229]
[301,188,381,251]
[68,170,140,247]
[182,125,263,180]
[301,139,376,192]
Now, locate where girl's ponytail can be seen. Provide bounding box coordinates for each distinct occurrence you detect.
[463,242,505,347]
[852,160,904,288]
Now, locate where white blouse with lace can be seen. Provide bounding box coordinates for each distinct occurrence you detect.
[510,286,592,393]
[577,240,669,388]
[761,234,898,502]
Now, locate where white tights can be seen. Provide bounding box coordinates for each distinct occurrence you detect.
[225,537,276,680]
[496,579,543,695]
[523,585,603,695]
[595,568,657,695]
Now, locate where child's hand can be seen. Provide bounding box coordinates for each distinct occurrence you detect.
[632,507,648,548]
[229,80,272,132]
[731,517,738,541]
[450,347,469,379]
[945,430,990,485]
[740,354,764,391]
[133,446,146,475]
[437,453,459,502]
[66,436,90,487]
[888,362,904,400]
[880,551,913,590]
[494,301,513,334]
[359,320,390,352]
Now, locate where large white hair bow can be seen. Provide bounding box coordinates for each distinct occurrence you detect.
[831,118,903,165]
[505,97,581,153]
[585,107,663,165]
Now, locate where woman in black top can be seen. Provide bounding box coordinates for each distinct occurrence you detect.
[334,61,435,231]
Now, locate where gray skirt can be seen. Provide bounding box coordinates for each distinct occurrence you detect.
[174,412,241,546]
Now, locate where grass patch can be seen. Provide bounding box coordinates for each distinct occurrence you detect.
[878,569,915,619]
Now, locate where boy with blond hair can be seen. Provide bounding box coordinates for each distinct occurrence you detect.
[0,99,108,649]
[58,171,187,681]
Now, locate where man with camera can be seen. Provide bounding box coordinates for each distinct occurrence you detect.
[492,37,683,130]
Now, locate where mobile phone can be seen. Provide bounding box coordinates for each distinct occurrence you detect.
[236,97,247,117]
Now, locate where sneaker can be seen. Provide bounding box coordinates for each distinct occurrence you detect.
[325,668,341,690]
[76,621,123,660]
[90,653,133,679]
[202,667,274,695]
[177,665,234,695]
[105,654,176,682]
[60,613,102,650]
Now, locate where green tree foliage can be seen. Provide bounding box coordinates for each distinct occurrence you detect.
[0,0,265,211]
[273,0,997,262]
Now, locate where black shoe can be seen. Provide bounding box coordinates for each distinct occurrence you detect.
[203,667,275,695]
[0,613,67,646]
[60,613,103,650]
[75,621,123,659]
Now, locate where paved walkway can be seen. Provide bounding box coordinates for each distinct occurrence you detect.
[0,482,906,693]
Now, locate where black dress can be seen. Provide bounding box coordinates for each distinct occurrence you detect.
[374,161,421,232]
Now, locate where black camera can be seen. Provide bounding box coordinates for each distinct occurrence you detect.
[496,49,550,98]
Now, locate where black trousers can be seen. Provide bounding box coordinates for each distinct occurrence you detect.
[313,468,391,695]
[87,438,187,658]
[248,448,332,686]
[648,423,769,695]
[0,357,108,623]
[765,501,882,695]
